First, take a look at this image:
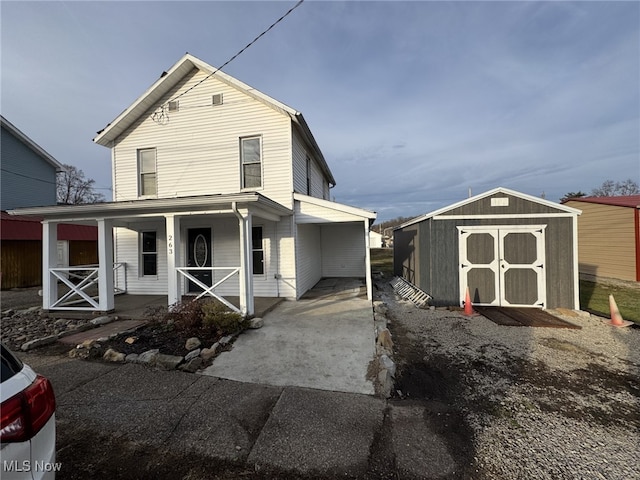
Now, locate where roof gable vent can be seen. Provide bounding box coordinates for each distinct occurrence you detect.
[168,101,179,112]
[212,94,223,106]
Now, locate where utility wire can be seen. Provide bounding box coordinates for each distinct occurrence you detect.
[153,0,304,124]
[1,167,112,191]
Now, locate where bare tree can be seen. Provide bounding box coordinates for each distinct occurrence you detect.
[57,164,105,204]
[591,178,639,197]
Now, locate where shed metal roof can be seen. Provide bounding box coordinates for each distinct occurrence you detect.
[563,195,640,209]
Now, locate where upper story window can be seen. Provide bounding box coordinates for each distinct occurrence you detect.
[138,148,157,196]
[241,136,262,189]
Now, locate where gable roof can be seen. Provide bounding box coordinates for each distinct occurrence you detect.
[396,187,582,230]
[563,195,640,209]
[93,53,335,186]
[0,115,64,172]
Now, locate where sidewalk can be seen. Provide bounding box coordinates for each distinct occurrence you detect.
[20,351,460,479]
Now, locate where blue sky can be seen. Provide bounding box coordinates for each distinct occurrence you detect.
[2,1,638,222]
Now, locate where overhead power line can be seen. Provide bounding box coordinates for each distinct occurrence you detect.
[152,0,304,124]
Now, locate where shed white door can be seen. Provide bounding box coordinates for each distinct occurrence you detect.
[458,226,546,308]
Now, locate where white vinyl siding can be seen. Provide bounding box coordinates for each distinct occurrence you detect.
[115,224,167,295]
[320,224,366,277]
[292,129,327,199]
[112,69,293,207]
[296,223,322,296]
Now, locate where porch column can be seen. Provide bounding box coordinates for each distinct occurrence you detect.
[97,219,115,311]
[165,215,181,306]
[364,220,373,301]
[236,208,254,316]
[42,221,58,310]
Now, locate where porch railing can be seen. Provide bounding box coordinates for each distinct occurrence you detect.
[176,267,241,313]
[47,262,127,311]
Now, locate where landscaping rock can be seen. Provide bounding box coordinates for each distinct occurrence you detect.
[155,353,183,370]
[103,348,126,363]
[185,337,201,351]
[138,349,160,365]
[125,353,140,363]
[248,317,264,329]
[200,344,219,361]
[376,327,393,351]
[185,348,201,361]
[125,336,138,344]
[219,334,235,346]
[179,357,203,373]
[90,316,114,326]
[21,335,58,351]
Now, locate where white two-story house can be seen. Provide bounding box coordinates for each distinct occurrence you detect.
[11,54,376,315]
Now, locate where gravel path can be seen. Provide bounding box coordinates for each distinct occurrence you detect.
[380,282,640,480]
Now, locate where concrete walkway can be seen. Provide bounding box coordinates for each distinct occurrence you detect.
[19,351,460,479]
[201,281,376,395]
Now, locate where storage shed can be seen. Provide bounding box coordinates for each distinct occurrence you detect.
[562,195,640,283]
[393,187,582,309]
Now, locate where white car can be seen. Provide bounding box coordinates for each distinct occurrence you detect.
[1,344,57,479]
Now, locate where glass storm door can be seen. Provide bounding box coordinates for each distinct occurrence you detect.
[458,226,546,308]
[187,228,212,293]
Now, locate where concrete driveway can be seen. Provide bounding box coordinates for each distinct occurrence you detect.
[201,278,376,395]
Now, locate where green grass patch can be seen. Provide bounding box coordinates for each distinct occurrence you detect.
[579,279,640,323]
[370,248,393,277]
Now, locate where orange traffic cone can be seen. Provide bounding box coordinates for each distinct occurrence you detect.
[463,286,475,316]
[607,294,633,328]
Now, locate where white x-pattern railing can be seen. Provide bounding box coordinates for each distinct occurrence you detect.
[176,267,241,313]
[48,263,126,310]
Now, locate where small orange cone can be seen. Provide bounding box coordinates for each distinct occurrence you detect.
[607,294,633,328]
[463,286,475,316]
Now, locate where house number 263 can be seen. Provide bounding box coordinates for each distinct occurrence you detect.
[168,235,173,255]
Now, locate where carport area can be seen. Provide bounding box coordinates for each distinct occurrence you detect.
[201,278,375,395]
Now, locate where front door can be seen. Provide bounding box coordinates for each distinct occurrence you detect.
[458,226,546,308]
[187,228,212,293]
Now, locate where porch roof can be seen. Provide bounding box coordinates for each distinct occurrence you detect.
[7,192,293,223]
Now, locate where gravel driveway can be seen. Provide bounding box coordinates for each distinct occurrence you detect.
[380,282,639,480]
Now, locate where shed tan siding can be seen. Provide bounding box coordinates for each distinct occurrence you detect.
[566,201,637,281]
[113,69,294,208]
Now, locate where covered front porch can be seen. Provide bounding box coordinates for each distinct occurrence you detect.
[46,293,284,321]
[10,193,293,317]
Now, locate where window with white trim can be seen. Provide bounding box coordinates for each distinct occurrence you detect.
[252,226,264,275]
[141,231,157,277]
[241,136,262,189]
[138,148,157,196]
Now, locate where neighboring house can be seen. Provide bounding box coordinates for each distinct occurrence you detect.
[369,230,384,248]
[1,115,62,210]
[10,54,376,314]
[394,187,582,309]
[563,195,640,283]
[1,116,98,289]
